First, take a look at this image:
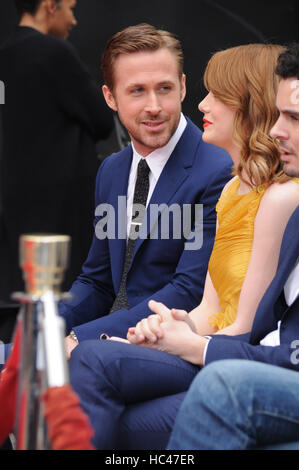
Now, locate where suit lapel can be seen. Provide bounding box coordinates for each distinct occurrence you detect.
[250,206,299,342]
[273,207,299,291]
[108,146,133,288]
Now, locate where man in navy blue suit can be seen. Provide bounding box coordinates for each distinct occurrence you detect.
[60,24,232,356]
[167,43,299,450]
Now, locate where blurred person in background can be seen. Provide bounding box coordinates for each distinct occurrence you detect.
[0,0,113,304]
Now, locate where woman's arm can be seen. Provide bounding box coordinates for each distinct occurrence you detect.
[128,237,222,343]
[127,177,236,343]
[188,272,220,335]
[217,181,299,336]
[127,181,298,357]
[187,178,238,335]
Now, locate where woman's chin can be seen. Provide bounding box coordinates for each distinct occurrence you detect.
[202,131,213,145]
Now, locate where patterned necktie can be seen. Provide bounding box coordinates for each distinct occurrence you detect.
[110,158,150,312]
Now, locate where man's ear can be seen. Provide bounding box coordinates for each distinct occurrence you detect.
[180,74,186,103]
[102,85,118,112]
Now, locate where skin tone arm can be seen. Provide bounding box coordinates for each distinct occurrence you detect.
[127,271,219,344]
[218,180,299,335]
[128,177,237,343]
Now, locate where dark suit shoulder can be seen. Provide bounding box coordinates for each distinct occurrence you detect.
[277,205,299,271]
[184,117,232,168]
[286,205,299,233]
[198,139,232,172]
[2,26,63,52]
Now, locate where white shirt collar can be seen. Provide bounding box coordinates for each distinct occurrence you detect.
[131,113,187,181]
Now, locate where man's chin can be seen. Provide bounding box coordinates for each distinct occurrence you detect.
[135,133,172,154]
[283,162,299,178]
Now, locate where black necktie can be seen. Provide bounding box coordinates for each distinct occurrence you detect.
[110,158,150,312]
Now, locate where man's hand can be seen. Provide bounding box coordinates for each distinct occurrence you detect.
[65,335,79,360]
[127,300,197,344]
[107,336,130,344]
[127,312,165,344]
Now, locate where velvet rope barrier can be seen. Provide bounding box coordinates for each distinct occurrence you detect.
[0,321,95,450]
[0,322,21,446]
[42,385,95,450]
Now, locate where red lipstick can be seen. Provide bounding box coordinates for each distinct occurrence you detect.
[203,118,212,128]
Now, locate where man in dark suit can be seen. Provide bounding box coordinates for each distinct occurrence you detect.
[166,43,299,450]
[0,0,112,303]
[60,24,232,355]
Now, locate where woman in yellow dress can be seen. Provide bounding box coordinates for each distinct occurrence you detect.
[128,43,299,344]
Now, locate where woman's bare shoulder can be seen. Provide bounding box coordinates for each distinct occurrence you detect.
[262,180,299,206]
[256,180,299,226]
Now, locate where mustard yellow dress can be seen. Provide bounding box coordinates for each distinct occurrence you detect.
[208,176,299,330]
[208,176,268,330]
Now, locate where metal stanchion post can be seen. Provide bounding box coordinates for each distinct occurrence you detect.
[12,234,71,450]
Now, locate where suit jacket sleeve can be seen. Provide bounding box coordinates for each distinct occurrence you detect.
[60,161,232,340]
[205,207,299,371]
[59,157,115,332]
[205,334,299,371]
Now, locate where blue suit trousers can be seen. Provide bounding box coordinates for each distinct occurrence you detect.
[69,340,199,450]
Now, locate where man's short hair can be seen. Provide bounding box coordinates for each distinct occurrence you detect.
[101,23,184,91]
[14,0,61,15]
[276,43,299,80]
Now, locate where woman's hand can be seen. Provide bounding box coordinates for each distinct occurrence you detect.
[127,311,164,344]
[127,301,197,345]
[127,300,207,364]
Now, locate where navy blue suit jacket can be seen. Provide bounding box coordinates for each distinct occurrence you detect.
[59,118,232,340]
[206,206,299,370]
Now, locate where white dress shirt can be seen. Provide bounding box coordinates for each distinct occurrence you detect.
[260,256,299,346]
[126,114,187,238]
[284,257,299,306]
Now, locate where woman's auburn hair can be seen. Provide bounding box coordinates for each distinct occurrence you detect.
[204,43,290,187]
